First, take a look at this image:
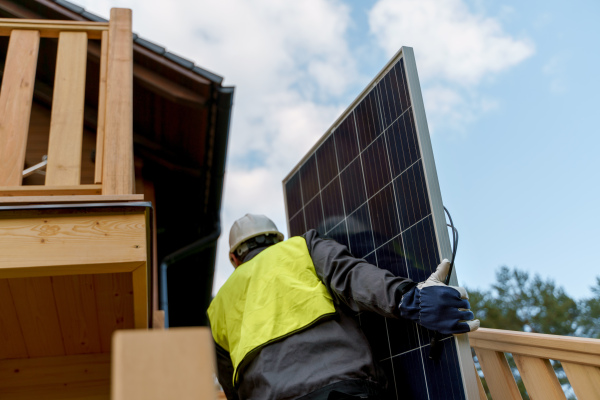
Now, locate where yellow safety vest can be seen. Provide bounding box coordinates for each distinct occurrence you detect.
[207,236,337,385]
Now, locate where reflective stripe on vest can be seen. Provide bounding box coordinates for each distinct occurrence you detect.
[207,236,336,385]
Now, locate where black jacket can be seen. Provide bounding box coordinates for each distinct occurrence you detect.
[214,230,416,400]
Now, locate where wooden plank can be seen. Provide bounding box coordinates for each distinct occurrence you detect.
[0,194,144,204]
[0,185,102,196]
[474,364,488,400]
[562,362,600,400]
[0,279,28,359]
[0,213,147,277]
[469,336,600,367]
[132,264,148,329]
[94,272,135,353]
[0,353,110,399]
[513,355,566,400]
[152,310,165,329]
[474,348,521,400]
[0,261,143,280]
[134,64,206,108]
[0,381,109,400]
[94,30,109,184]
[8,277,65,357]
[0,19,107,39]
[0,30,39,186]
[470,328,600,360]
[52,275,102,355]
[46,32,88,186]
[111,328,216,400]
[103,8,134,195]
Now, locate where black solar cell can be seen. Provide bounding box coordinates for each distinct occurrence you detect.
[283,47,476,400]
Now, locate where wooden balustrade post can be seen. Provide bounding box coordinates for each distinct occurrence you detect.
[512,355,566,400]
[475,348,522,399]
[562,362,600,400]
[102,8,134,195]
[0,30,39,186]
[45,31,87,186]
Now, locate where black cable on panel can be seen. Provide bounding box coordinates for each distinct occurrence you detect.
[443,206,459,286]
[429,206,459,361]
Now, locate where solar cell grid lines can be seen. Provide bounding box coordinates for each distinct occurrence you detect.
[283,47,479,399]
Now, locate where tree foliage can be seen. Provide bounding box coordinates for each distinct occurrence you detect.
[466,267,600,399]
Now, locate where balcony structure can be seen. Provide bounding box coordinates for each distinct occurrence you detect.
[0,9,155,399]
[470,328,600,399]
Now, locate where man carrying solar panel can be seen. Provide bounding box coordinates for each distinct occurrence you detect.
[208,214,479,400]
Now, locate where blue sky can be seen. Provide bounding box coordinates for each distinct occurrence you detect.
[77,0,599,299]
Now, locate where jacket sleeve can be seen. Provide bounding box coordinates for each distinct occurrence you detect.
[303,229,416,317]
[215,342,240,400]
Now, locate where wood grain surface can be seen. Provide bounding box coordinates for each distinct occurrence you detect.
[0,212,146,277]
[0,30,39,186]
[46,31,88,186]
[102,8,134,195]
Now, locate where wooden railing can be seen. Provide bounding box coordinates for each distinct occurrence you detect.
[470,328,600,399]
[0,9,138,204]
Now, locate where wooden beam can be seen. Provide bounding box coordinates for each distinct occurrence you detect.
[0,353,110,398]
[470,328,600,357]
[0,279,28,359]
[95,30,109,184]
[0,0,41,19]
[474,348,522,400]
[0,185,102,196]
[0,30,39,186]
[46,32,88,186]
[94,273,135,353]
[134,64,206,108]
[0,261,144,280]
[0,19,107,39]
[562,362,600,400]
[102,8,134,195]
[0,194,144,204]
[469,328,600,367]
[8,277,65,357]
[0,212,147,277]
[111,328,216,400]
[513,355,566,400]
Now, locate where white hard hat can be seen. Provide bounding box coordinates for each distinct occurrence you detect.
[229,214,284,255]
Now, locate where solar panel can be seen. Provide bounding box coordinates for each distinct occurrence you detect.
[283,47,479,399]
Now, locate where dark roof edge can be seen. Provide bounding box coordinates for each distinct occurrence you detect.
[53,0,224,85]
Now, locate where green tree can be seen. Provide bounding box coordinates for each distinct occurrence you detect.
[576,277,600,339]
[467,267,599,400]
[468,266,579,335]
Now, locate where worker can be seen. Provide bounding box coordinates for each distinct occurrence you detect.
[208,214,479,400]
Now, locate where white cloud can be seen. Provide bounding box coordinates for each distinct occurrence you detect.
[369,0,533,132]
[423,86,498,133]
[542,56,567,94]
[369,0,534,86]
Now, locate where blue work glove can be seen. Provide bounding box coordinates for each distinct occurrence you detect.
[399,259,479,335]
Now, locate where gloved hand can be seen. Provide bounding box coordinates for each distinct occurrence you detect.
[399,259,479,335]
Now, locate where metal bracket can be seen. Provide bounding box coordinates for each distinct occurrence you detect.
[23,155,48,178]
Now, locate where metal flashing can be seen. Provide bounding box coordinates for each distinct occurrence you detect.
[193,66,224,85]
[54,0,84,14]
[164,51,195,70]
[134,37,166,55]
